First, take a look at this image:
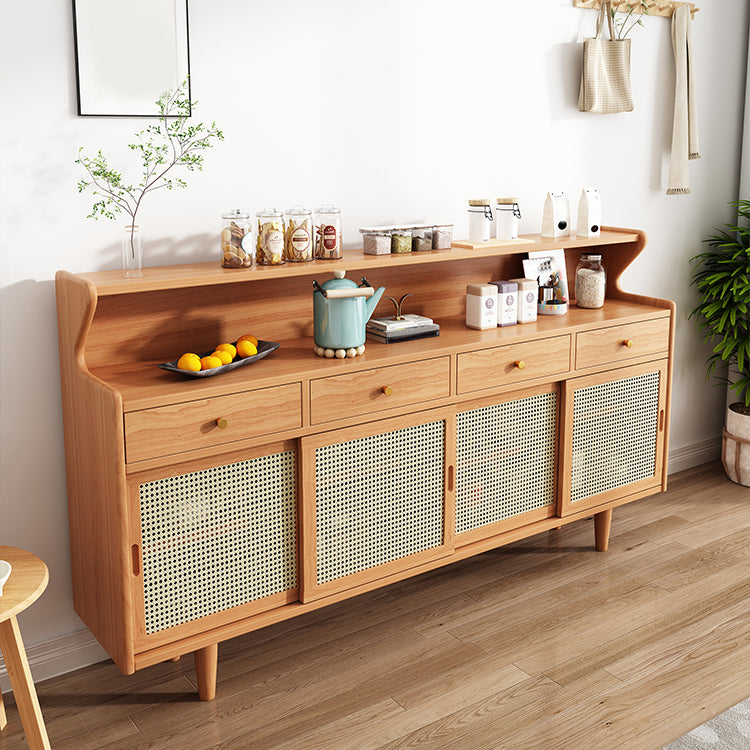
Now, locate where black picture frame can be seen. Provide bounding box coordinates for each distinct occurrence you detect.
[72,0,191,117]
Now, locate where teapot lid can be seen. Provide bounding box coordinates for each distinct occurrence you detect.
[318,269,358,291]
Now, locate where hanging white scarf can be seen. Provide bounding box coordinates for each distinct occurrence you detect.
[667,4,700,195]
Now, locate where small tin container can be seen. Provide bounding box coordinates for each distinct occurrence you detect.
[490,280,518,327]
[510,278,538,323]
[466,283,498,329]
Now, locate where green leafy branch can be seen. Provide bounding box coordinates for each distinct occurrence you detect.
[76,78,224,257]
[689,200,750,406]
[611,2,650,39]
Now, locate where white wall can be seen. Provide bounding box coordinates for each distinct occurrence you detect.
[1,0,748,684]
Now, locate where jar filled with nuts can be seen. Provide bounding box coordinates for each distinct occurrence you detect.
[255,207,285,265]
[284,206,314,262]
[220,210,252,268]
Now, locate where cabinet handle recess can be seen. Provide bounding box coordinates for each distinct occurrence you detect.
[515,360,525,370]
[448,465,455,492]
[216,417,228,429]
[381,386,393,396]
[659,409,665,431]
[623,339,634,348]
[131,545,140,576]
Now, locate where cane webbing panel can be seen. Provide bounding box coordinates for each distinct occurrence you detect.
[456,392,557,534]
[315,421,445,586]
[139,450,297,634]
[571,371,659,503]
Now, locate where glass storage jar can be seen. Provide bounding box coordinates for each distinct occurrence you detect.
[391,227,412,254]
[412,226,433,252]
[432,224,453,249]
[361,228,391,255]
[284,205,314,262]
[314,204,343,259]
[575,253,606,308]
[255,208,285,265]
[220,209,252,268]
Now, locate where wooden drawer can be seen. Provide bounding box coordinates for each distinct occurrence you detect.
[575,317,670,370]
[309,357,450,425]
[124,383,302,463]
[457,336,571,394]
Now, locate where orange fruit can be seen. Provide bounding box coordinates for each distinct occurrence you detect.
[177,353,201,372]
[200,355,223,370]
[237,334,258,348]
[236,339,258,358]
[212,349,233,365]
[215,342,237,359]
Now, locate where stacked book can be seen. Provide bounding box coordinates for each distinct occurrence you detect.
[366,314,440,344]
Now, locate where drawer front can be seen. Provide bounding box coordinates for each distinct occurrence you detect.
[125,383,302,463]
[457,336,571,395]
[309,357,450,425]
[575,317,670,370]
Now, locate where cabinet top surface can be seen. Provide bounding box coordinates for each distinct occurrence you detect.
[71,229,641,296]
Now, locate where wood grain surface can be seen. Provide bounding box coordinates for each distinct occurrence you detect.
[3,462,750,749]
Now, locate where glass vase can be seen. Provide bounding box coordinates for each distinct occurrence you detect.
[122,224,143,277]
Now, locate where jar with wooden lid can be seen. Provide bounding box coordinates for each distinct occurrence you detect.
[575,254,606,308]
[495,198,521,241]
[468,199,493,243]
[220,210,252,268]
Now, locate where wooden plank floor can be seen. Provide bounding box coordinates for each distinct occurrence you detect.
[3,461,750,749]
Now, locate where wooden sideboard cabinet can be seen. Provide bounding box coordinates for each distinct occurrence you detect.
[55,227,674,700]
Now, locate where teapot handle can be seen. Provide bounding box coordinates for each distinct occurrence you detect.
[322,287,375,299]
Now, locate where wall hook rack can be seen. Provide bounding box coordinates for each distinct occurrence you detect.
[572,1,699,20]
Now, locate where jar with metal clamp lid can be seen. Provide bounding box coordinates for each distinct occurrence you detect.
[495,198,521,241]
[468,199,493,243]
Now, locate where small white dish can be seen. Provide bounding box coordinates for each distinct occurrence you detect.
[0,560,11,596]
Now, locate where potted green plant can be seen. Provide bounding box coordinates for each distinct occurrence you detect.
[76,77,223,276]
[690,199,750,485]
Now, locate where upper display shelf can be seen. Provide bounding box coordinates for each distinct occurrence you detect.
[74,228,643,297]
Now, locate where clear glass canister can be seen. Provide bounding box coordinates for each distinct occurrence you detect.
[361,228,391,255]
[391,226,412,254]
[575,253,606,308]
[314,204,343,259]
[284,205,313,262]
[495,198,521,241]
[255,208,285,265]
[412,226,433,252]
[432,224,453,249]
[220,209,252,268]
[468,199,493,243]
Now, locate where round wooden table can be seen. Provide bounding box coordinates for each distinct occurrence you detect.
[0,546,50,750]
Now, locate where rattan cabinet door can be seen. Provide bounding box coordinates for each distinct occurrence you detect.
[130,442,299,648]
[455,385,558,545]
[300,409,455,602]
[560,360,668,515]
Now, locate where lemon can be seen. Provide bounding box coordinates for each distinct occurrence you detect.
[177,353,201,372]
[236,339,258,358]
[212,349,233,365]
[200,355,223,370]
[215,342,237,359]
[237,334,258,348]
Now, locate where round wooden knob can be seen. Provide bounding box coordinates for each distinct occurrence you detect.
[381,386,393,396]
[515,360,526,370]
[216,417,228,429]
[623,339,633,348]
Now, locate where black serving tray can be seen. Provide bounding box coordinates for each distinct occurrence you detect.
[158,340,280,378]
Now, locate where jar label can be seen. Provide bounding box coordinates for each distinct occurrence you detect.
[290,227,311,252]
[323,225,337,250]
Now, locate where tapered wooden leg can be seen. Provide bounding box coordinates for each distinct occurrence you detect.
[0,616,50,749]
[594,508,613,552]
[0,687,7,731]
[193,643,218,701]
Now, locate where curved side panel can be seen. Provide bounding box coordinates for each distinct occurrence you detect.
[55,271,134,674]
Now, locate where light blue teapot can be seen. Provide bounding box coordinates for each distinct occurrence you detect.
[313,270,385,350]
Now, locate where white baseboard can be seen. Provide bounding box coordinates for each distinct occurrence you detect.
[668,436,722,475]
[0,628,107,694]
[0,438,724,695]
